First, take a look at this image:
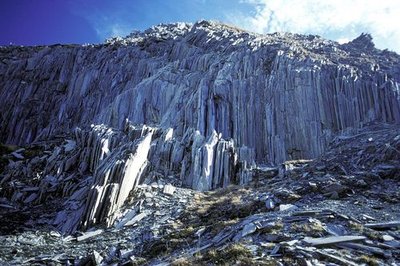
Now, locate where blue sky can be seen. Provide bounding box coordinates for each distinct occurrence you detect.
[1,0,399,53]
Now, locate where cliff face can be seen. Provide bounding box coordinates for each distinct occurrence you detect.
[1,21,400,233]
[2,21,399,163]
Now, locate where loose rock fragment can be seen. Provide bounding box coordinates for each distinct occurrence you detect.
[279,204,298,212]
[304,236,366,246]
[76,229,104,242]
[238,223,257,239]
[364,221,400,230]
[163,184,176,196]
[92,250,103,265]
[336,242,388,257]
[124,212,148,227]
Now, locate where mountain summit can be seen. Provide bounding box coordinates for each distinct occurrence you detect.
[0,21,399,265]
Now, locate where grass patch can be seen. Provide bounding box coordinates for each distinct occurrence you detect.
[0,143,14,173]
[258,221,284,234]
[195,243,253,265]
[349,221,364,231]
[176,185,267,242]
[0,143,16,154]
[290,221,325,237]
[23,146,43,158]
[144,186,270,262]
[348,221,381,240]
[170,258,191,266]
[358,255,379,266]
[130,257,147,266]
[186,186,265,229]
[143,227,195,259]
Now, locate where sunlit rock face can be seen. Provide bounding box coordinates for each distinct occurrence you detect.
[1,21,400,232]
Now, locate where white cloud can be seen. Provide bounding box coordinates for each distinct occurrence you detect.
[91,15,132,40]
[232,0,400,52]
[109,23,132,38]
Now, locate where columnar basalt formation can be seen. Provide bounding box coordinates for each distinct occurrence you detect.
[1,21,400,233]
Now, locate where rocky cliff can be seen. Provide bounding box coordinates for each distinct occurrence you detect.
[2,21,400,162]
[1,21,400,240]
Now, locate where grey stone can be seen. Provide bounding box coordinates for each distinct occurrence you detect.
[92,250,103,265]
[11,151,24,160]
[336,242,388,257]
[382,235,394,241]
[384,240,400,248]
[17,235,45,246]
[364,221,400,229]
[76,229,104,242]
[124,212,148,227]
[114,209,138,229]
[324,224,347,236]
[64,140,77,152]
[265,198,275,210]
[163,184,176,196]
[279,204,298,212]
[239,222,257,238]
[315,250,359,266]
[304,236,366,246]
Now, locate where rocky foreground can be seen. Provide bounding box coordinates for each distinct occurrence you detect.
[0,123,399,265]
[0,21,400,265]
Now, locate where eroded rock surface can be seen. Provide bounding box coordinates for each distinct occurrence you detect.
[1,21,399,163]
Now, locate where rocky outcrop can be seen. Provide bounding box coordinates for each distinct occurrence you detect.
[1,21,399,165]
[1,123,399,265]
[1,21,400,234]
[54,124,155,233]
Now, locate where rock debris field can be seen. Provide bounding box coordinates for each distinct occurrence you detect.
[0,21,399,265]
